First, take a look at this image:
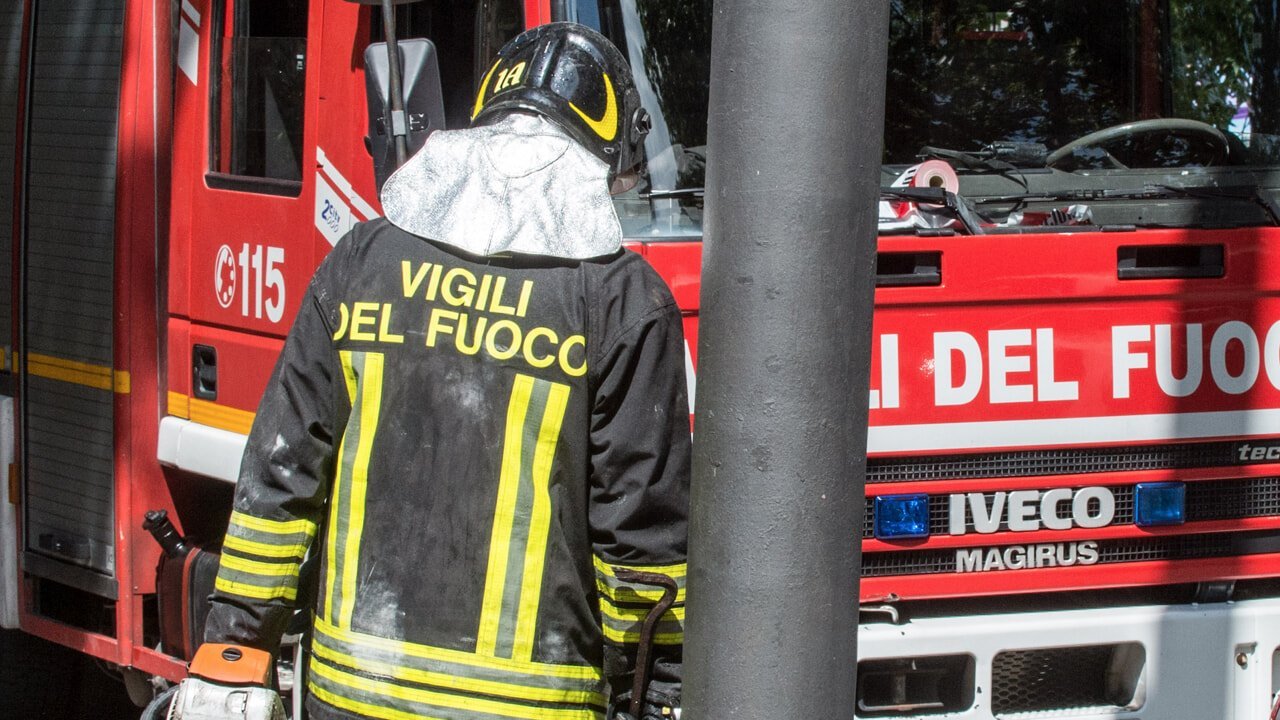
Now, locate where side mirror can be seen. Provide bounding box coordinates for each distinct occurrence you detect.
[363,39,446,193]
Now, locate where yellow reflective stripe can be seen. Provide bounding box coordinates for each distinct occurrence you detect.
[167,391,191,418]
[315,616,603,683]
[309,682,413,720]
[223,534,307,560]
[340,352,382,629]
[215,575,298,602]
[596,582,687,605]
[325,447,345,623]
[477,375,534,656]
[189,397,256,435]
[310,680,602,720]
[598,599,685,624]
[471,59,502,120]
[598,602,684,640]
[567,73,619,142]
[593,557,687,604]
[310,658,598,720]
[220,553,299,578]
[311,637,606,707]
[26,352,130,394]
[600,626,684,646]
[339,351,360,403]
[326,351,360,625]
[592,556,687,580]
[512,382,569,660]
[230,510,317,539]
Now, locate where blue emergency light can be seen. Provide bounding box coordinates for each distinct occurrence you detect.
[874,494,931,540]
[1134,482,1186,527]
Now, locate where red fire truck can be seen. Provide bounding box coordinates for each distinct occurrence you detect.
[5,0,1280,717]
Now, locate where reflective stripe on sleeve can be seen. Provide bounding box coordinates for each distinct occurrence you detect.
[214,511,313,603]
[214,573,298,602]
[593,557,687,604]
[593,558,686,646]
[223,534,307,560]
[229,510,317,538]
[225,510,315,561]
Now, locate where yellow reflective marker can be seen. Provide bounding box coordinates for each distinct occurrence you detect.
[568,73,618,141]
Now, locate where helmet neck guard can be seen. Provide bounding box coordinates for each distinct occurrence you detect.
[380,114,623,259]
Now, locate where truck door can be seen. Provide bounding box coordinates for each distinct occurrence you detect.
[0,5,16,373]
[163,0,531,484]
[167,0,327,464]
[0,0,21,623]
[18,0,126,599]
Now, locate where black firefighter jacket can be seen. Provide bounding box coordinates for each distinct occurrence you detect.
[204,218,691,720]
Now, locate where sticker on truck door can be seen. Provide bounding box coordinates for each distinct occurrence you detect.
[215,244,237,309]
[215,243,286,323]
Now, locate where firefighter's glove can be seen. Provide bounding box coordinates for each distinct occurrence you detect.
[612,691,678,720]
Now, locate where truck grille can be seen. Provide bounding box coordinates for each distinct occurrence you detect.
[991,644,1143,714]
[1191,476,1280,520]
[863,477,1280,538]
[867,440,1256,483]
[863,441,1280,590]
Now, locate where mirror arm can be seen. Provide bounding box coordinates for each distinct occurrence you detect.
[381,0,410,168]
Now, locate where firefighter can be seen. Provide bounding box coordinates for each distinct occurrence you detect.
[200,22,689,720]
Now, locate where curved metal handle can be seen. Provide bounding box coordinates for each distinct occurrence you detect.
[612,568,680,719]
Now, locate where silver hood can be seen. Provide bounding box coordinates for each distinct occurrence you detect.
[379,113,623,259]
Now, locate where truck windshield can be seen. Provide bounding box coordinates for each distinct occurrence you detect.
[567,0,1280,236]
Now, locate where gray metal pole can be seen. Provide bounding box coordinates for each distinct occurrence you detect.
[683,1,889,718]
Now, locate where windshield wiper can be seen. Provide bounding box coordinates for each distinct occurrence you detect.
[972,184,1280,226]
[920,142,1049,171]
[640,187,705,200]
[640,185,988,234]
[1148,184,1280,225]
[881,187,985,235]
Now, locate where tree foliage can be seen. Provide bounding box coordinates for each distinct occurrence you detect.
[1169,0,1253,127]
[882,0,1279,162]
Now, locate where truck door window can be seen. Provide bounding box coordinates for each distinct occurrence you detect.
[208,0,308,195]
[372,2,522,131]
